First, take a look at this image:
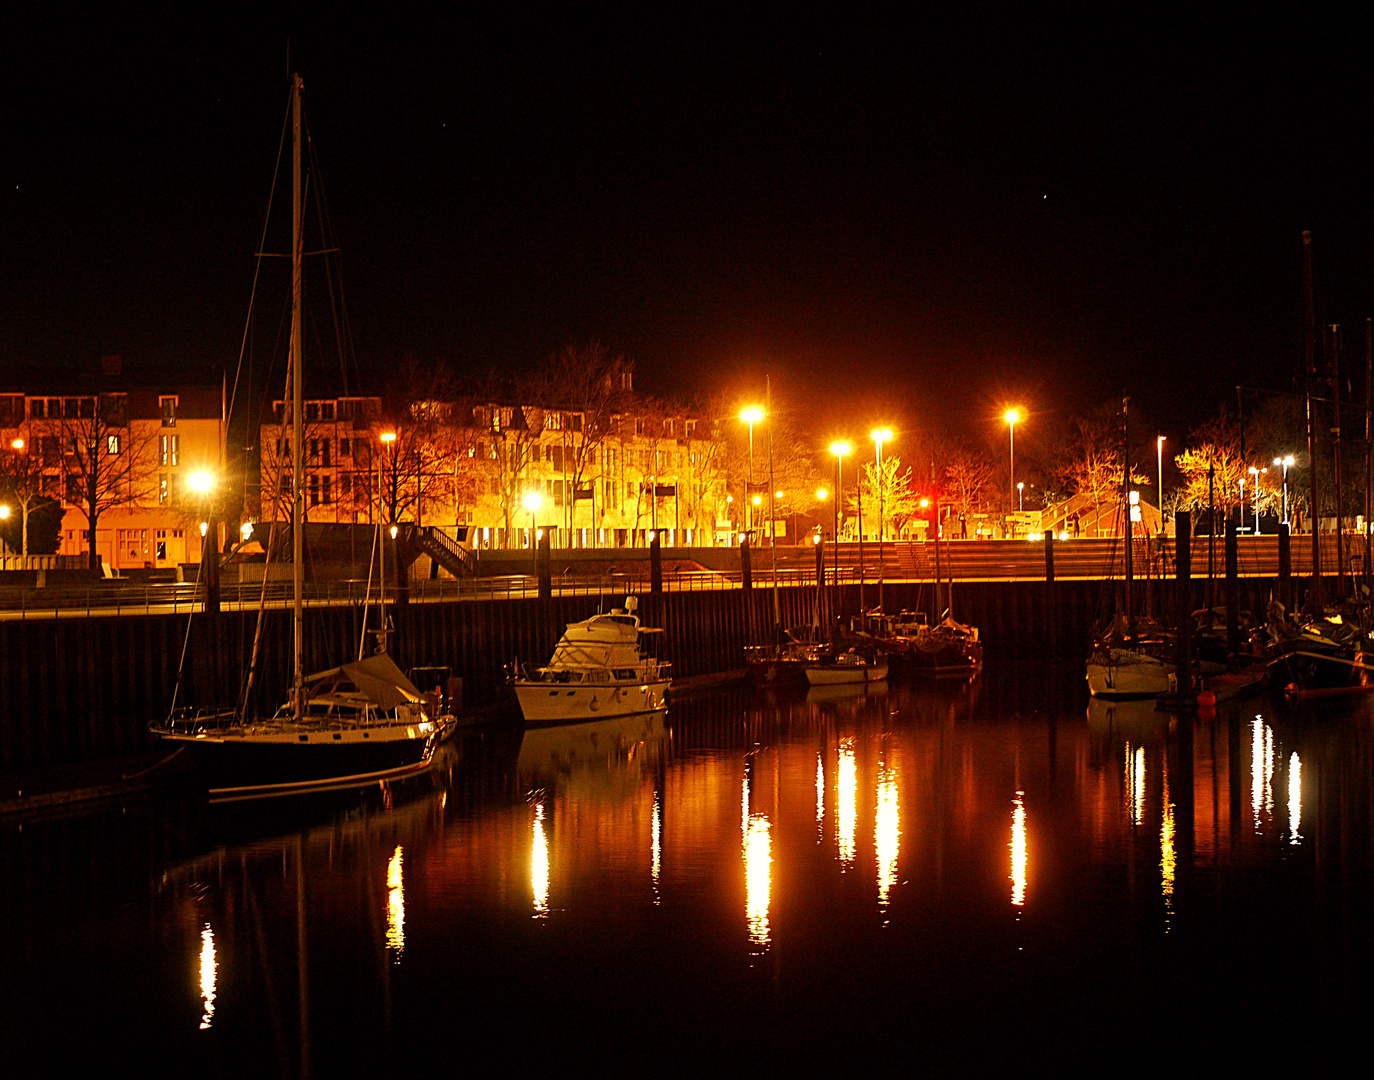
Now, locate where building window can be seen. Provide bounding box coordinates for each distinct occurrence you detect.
[159,474,169,504]
[339,437,351,459]
[28,398,45,420]
[99,393,127,425]
[65,475,81,504]
[321,402,335,421]
[308,475,320,507]
[107,434,121,455]
[306,402,320,421]
[635,419,644,436]
[321,476,332,505]
[685,420,696,438]
[160,396,177,427]
[159,434,179,466]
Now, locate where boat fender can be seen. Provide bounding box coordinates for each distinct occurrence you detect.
[590,697,599,711]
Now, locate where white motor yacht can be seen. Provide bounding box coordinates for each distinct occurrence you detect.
[514,597,671,726]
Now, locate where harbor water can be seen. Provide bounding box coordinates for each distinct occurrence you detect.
[4,659,1373,1074]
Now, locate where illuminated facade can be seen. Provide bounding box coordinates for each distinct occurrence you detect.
[255,394,732,550]
[0,362,223,570]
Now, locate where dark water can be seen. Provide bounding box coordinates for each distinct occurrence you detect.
[5,662,1374,1075]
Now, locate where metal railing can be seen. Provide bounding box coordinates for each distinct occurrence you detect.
[0,535,1361,620]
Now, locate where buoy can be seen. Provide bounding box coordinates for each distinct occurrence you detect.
[1196,690,1217,708]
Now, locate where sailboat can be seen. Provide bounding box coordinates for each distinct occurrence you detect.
[151,75,446,801]
[1085,397,1178,699]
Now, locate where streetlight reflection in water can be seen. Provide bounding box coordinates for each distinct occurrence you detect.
[837,737,858,870]
[1010,791,1026,909]
[198,923,216,1031]
[1288,752,1303,846]
[876,758,900,917]
[532,802,550,918]
[1252,716,1275,832]
[386,845,405,960]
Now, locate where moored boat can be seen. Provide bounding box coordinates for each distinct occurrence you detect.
[514,597,671,725]
[1086,647,1178,698]
[150,75,451,800]
[804,648,889,685]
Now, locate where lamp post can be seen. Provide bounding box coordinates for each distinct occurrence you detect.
[741,406,764,540]
[1005,408,1023,538]
[1238,476,1246,535]
[0,504,8,564]
[829,441,851,620]
[871,428,891,609]
[1156,435,1166,534]
[1248,466,1265,535]
[523,490,543,549]
[9,437,29,556]
[379,430,397,525]
[186,470,218,614]
[1017,482,1024,512]
[1274,455,1294,524]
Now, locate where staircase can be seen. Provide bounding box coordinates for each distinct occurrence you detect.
[407,525,476,577]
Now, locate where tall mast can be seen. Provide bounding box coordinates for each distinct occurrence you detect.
[1364,318,1371,599]
[1122,396,1133,640]
[1331,324,1345,598]
[291,73,306,718]
[1303,230,1321,610]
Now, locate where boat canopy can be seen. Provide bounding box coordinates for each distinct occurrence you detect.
[304,653,425,710]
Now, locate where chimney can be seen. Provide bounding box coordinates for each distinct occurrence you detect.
[101,354,123,377]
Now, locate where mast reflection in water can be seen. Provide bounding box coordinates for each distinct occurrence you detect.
[11,664,1374,1075]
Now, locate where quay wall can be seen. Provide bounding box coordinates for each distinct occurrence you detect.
[0,576,1290,772]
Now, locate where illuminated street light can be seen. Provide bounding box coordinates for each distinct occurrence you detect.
[186,470,215,495]
[1274,455,1294,524]
[523,490,543,549]
[10,438,23,451]
[1157,435,1166,534]
[740,406,765,539]
[240,521,254,542]
[1005,408,1024,538]
[829,441,852,610]
[871,428,893,608]
[1017,481,1024,512]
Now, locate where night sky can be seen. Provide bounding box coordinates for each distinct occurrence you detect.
[5,4,1374,460]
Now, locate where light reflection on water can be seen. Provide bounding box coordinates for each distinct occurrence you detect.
[1010,790,1027,908]
[10,665,1374,1074]
[197,923,216,1031]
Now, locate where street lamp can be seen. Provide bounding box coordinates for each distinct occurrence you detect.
[1274,455,1294,524]
[185,470,219,613]
[871,428,892,609]
[1156,435,1166,533]
[1248,466,1266,535]
[523,490,543,549]
[1017,481,1024,512]
[829,441,851,613]
[1005,408,1023,538]
[379,430,398,526]
[740,406,764,539]
[1238,476,1246,535]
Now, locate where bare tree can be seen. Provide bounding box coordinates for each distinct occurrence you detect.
[852,456,918,538]
[59,398,158,569]
[375,359,466,526]
[941,446,997,524]
[538,343,634,539]
[0,437,48,555]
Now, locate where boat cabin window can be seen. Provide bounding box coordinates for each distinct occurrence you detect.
[613,669,636,680]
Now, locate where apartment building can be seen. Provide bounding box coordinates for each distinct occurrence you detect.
[256,394,732,548]
[0,359,224,570]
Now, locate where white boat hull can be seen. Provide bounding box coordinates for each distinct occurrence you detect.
[805,662,889,685]
[1086,653,1177,698]
[515,678,671,726]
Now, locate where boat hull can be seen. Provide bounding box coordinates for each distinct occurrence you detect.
[1086,651,1177,698]
[157,723,439,802]
[514,678,671,726]
[804,662,888,685]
